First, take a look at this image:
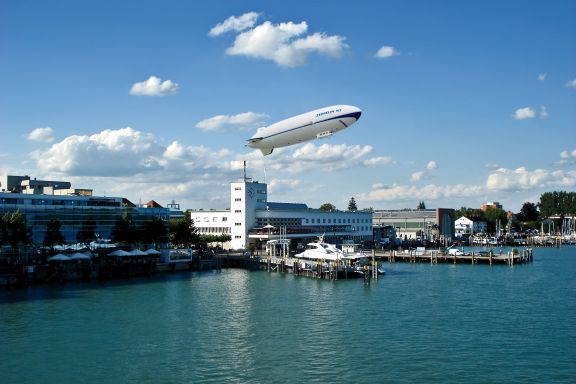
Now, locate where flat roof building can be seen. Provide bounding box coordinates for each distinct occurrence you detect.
[191,177,373,250]
[372,208,455,243]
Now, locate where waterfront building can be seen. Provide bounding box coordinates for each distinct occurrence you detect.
[191,177,373,250]
[372,208,455,243]
[455,216,488,236]
[0,175,178,246]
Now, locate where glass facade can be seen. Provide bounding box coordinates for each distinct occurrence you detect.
[1,193,169,245]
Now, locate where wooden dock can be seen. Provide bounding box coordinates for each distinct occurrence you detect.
[377,248,533,265]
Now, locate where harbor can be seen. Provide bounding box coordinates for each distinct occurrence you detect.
[1,246,575,384]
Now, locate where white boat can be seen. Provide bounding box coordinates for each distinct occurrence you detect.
[295,236,366,262]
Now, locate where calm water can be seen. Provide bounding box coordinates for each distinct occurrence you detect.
[1,247,575,384]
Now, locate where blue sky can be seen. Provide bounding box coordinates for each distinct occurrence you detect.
[1,0,575,212]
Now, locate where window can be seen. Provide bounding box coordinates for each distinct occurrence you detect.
[235,223,241,226]
[235,210,241,213]
[222,217,227,222]
[235,198,242,202]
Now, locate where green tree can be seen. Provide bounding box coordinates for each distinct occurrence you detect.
[347,197,358,211]
[76,217,97,248]
[169,216,198,248]
[484,206,508,233]
[454,207,485,220]
[141,216,169,247]
[539,191,576,218]
[43,218,65,250]
[111,211,137,245]
[417,201,426,210]
[319,203,336,211]
[0,210,32,253]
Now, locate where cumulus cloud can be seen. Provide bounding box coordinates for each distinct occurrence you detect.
[196,112,268,131]
[513,107,536,120]
[129,76,178,96]
[426,160,438,170]
[486,167,576,190]
[410,171,425,182]
[566,79,576,89]
[34,127,165,176]
[375,46,397,59]
[208,12,260,36]
[556,149,576,166]
[356,183,484,202]
[268,178,302,193]
[211,13,348,67]
[363,156,394,167]
[242,143,373,174]
[538,73,547,81]
[27,127,54,143]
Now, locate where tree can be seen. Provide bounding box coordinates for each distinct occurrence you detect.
[111,211,137,245]
[484,206,508,233]
[539,191,576,218]
[0,210,32,253]
[454,207,485,220]
[169,216,198,248]
[347,197,358,212]
[76,217,97,248]
[517,202,539,222]
[417,201,426,210]
[141,216,169,247]
[43,218,65,250]
[319,203,336,211]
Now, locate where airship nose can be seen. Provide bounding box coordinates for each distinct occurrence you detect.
[351,110,362,121]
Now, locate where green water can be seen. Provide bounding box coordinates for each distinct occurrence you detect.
[1,247,575,383]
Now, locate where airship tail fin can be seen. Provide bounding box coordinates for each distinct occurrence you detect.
[260,148,274,156]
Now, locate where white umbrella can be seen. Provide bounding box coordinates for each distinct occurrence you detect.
[48,254,71,261]
[128,249,148,256]
[108,249,131,257]
[70,252,91,260]
[144,248,161,255]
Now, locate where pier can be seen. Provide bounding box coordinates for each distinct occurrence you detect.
[379,248,533,265]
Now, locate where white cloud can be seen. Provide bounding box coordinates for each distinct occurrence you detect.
[27,127,54,143]
[363,156,394,167]
[539,105,548,119]
[375,46,397,59]
[268,178,302,193]
[486,167,576,190]
[196,112,268,132]
[356,183,484,202]
[410,171,425,182]
[566,79,576,89]
[426,160,438,170]
[129,76,178,96]
[538,73,547,81]
[556,149,576,166]
[242,143,373,174]
[212,14,347,67]
[34,127,165,176]
[513,107,536,120]
[208,12,260,36]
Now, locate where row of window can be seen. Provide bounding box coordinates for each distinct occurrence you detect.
[194,217,229,223]
[1,197,121,207]
[304,217,370,224]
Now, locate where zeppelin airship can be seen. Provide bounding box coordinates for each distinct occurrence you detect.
[246,105,362,155]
